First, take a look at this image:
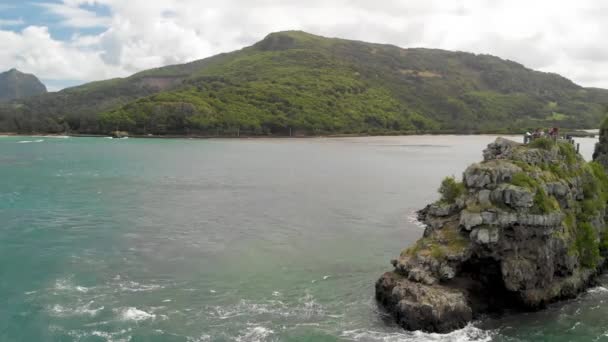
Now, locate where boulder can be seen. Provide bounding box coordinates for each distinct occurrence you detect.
[376,272,472,333]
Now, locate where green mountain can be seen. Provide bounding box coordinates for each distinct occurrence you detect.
[2,31,608,135]
[0,69,47,102]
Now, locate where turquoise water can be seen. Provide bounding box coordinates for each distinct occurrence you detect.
[0,135,605,342]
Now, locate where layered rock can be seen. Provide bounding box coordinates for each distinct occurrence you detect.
[377,137,608,333]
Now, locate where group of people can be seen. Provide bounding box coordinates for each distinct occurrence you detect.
[524,127,559,144]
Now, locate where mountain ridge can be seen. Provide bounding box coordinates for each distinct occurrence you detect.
[1,30,607,134]
[0,68,47,102]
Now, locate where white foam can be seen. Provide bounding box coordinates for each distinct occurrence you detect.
[17,139,44,143]
[323,275,331,280]
[407,210,427,229]
[162,299,172,303]
[187,334,212,342]
[119,307,156,321]
[54,279,90,293]
[588,286,608,294]
[300,293,324,318]
[76,286,89,293]
[569,321,581,331]
[272,291,281,297]
[209,293,325,322]
[116,280,163,292]
[49,302,104,317]
[341,323,495,342]
[235,326,274,342]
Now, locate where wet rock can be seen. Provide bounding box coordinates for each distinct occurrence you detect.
[375,272,472,333]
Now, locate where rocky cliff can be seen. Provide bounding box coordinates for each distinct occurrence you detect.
[376,137,608,333]
[593,118,608,170]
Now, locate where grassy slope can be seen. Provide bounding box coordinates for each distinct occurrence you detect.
[3,31,608,134]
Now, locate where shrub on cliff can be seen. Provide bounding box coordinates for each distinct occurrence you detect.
[438,176,465,203]
[529,137,555,150]
[576,222,600,268]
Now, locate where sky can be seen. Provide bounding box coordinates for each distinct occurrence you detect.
[1,0,607,91]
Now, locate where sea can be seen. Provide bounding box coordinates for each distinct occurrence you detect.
[1,134,606,342]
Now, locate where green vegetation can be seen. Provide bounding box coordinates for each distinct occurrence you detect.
[545,112,568,121]
[558,142,578,165]
[532,188,560,214]
[576,222,600,268]
[600,230,608,255]
[529,137,555,150]
[402,225,468,259]
[438,177,465,203]
[2,30,608,134]
[430,245,445,259]
[510,172,539,189]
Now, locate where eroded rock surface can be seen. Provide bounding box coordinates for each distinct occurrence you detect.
[377,137,608,333]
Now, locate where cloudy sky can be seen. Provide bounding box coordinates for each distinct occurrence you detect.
[1,0,607,90]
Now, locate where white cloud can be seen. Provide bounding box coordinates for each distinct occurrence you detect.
[2,0,608,88]
[37,2,111,28]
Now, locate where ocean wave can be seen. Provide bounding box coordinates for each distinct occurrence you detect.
[53,278,91,293]
[65,328,132,342]
[341,323,495,342]
[208,293,325,321]
[114,280,163,292]
[49,302,104,317]
[187,334,212,342]
[17,139,44,143]
[235,326,274,342]
[118,307,156,321]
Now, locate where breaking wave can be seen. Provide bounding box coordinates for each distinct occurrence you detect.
[118,307,156,321]
[341,323,495,342]
[235,326,274,342]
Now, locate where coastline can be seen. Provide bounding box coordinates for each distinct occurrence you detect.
[0,129,597,140]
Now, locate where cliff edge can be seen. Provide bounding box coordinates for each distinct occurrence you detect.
[376,136,608,333]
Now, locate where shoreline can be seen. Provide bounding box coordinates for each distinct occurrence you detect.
[0,129,598,140]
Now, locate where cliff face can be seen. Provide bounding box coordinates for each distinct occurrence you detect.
[593,119,608,170]
[377,137,608,333]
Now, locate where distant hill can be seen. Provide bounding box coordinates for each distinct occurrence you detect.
[2,31,608,134]
[0,69,47,102]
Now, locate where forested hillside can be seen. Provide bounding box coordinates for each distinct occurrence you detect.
[1,31,607,135]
